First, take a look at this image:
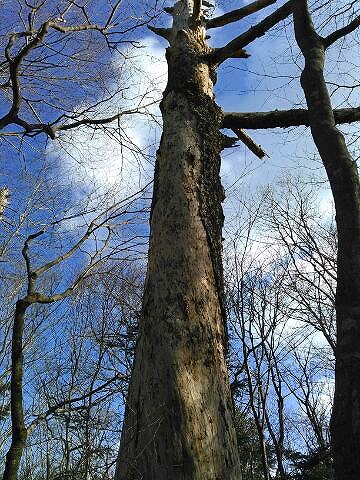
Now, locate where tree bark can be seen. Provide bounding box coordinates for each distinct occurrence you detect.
[293,2,360,479]
[2,300,28,480]
[115,2,241,479]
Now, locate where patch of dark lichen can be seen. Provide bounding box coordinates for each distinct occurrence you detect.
[187,91,229,354]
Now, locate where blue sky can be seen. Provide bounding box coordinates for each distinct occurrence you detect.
[2,0,351,219]
[1,0,359,466]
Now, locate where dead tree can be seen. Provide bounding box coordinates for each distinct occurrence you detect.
[115,1,360,479]
[115,1,295,479]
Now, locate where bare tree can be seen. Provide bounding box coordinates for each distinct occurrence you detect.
[225,182,337,479]
[263,180,337,355]
[8,260,144,480]
[2,1,359,478]
[112,0,360,477]
[1,189,147,480]
[291,4,360,477]
[226,224,290,480]
[0,0,158,140]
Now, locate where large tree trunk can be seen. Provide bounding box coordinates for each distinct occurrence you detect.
[293,2,360,479]
[115,2,242,479]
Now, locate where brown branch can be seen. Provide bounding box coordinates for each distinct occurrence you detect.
[324,15,360,48]
[208,1,293,64]
[233,128,268,159]
[147,25,172,41]
[206,0,276,29]
[28,373,126,433]
[222,106,360,129]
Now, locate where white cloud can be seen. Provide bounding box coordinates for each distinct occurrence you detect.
[47,35,168,203]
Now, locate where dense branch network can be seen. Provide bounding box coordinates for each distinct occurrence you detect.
[208,1,293,64]
[2,184,149,480]
[0,1,157,139]
[208,1,360,155]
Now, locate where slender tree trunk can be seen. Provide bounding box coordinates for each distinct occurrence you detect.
[2,300,28,480]
[115,2,241,479]
[293,2,360,479]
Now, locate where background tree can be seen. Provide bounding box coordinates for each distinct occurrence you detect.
[0,2,157,477]
[225,181,336,479]
[2,187,148,480]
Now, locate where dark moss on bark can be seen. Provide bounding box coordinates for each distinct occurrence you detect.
[188,92,229,352]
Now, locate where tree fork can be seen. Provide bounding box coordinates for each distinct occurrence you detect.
[115,1,242,478]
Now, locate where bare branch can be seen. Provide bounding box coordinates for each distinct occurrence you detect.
[206,0,276,29]
[7,102,157,139]
[208,1,293,64]
[28,373,126,433]
[232,128,268,159]
[324,15,360,48]
[209,46,250,65]
[33,212,118,278]
[0,19,113,132]
[0,188,10,220]
[147,25,172,41]
[222,106,360,129]
[19,184,149,303]
[164,6,174,15]
[104,0,123,29]
[21,230,45,295]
